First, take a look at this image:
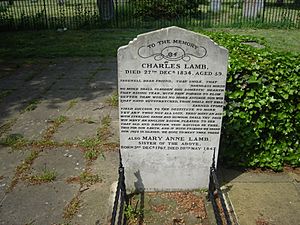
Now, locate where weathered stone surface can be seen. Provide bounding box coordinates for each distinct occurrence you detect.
[90,68,117,90]
[219,167,294,183]
[64,98,106,122]
[73,151,119,224]
[71,183,113,225]
[0,89,42,126]
[227,183,300,225]
[0,182,79,225]
[51,78,90,91]
[7,100,68,140]
[118,27,228,191]
[90,151,119,184]
[0,58,120,224]
[0,147,30,202]
[30,148,85,180]
[53,120,99,143]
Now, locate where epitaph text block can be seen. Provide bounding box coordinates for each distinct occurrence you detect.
[118,27,228,191]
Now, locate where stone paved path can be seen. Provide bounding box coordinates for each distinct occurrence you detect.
[220,167,300,225]
[0,58,119,225]
[1,58,300,225]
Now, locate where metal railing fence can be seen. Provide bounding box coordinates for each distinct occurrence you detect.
[0,0,299,30]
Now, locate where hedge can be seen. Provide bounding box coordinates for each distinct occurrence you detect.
[202,32,300,171]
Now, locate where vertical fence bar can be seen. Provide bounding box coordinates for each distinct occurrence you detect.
[48,0,53,29]
[43,0,48,29]
[116,0,119,28]
[1,0,300,30]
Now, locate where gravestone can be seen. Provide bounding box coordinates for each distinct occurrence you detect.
[118,27,228,192]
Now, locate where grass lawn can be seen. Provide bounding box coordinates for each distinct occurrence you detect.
[0,28,299,61]
[207,28,300,53]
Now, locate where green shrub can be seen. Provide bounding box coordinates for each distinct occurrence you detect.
[202,32,300,171]
[131,0,207,20]
[131,0,186,20]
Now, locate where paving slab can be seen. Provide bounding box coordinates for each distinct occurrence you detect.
[8,120,47,141]
[24,74,57,92]
[219,167,293,183]
[64,97,110,122]
[0,182,79,225]
[0,89,43,126]
[52,78,91,91]
[72,183,113,225]
[0,147,30,202]
[90,151,119,186]
[44,89,93,104]
[90,69,117,90]
[6,100,67,141]
[0,80,24,90]
[226,182,300,225]
[101,106,119,122]
[30,147,85,180]
[53,120,99,143]
[4,63,46,81]
[108,120,120,144]
[71,151,119,225]
[60,62,102,80]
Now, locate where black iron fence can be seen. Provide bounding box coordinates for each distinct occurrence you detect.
[0,0,299,30]
[111,153,128,225]
[209,166,235,225]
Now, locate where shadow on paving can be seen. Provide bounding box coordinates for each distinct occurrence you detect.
[0,57,120,225]
[218,166,300,225]
[0,57,117,126]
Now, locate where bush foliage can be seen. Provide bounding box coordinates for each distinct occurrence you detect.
[202,32,300,171]
[131,0,206,20]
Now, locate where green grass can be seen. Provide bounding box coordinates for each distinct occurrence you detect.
[106,91,118,107]
[29,168,57,184]
[0,29,145,60]
[67,99,78,111]
[0,29,298,63]
[206,28,300,53]
[0,133,28,148]
[79,171,101,185]
[23,99,41,112]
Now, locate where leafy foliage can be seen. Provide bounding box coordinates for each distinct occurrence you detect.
[131,0,206,20]
[202,32,300,171]
[131,0,186,20]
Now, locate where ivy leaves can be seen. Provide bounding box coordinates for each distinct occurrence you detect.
[203,32,300,171]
